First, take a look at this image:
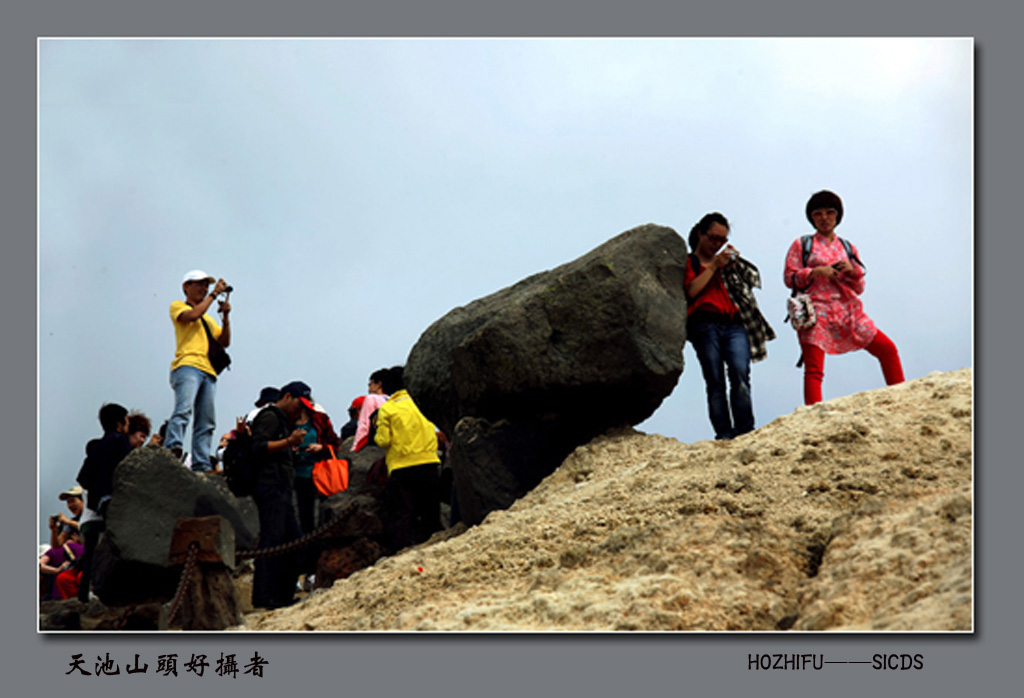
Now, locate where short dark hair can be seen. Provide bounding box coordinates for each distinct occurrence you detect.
[688,212,729,251]
[379,365,405,396]
[369,368,389,385]
[127,412,151,436]
[98,403,129,433]
[805,190,844,225]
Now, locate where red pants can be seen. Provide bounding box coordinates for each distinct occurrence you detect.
[53,569,82,600]
[801,330,904,405]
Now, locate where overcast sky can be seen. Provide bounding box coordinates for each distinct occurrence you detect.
[38,38,972,541]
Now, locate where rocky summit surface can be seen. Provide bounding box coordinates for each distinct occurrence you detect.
[241,368,972,632]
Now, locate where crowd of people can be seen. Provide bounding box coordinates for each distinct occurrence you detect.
[43,188,905,610]
[44,366,447,610]
[42,404,147,602]
[41,265,448,609]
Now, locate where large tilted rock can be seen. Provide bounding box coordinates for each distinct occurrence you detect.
[406,223,689,525]
[92,445,259,606]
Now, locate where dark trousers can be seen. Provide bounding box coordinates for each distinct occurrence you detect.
[77,520,105,603]
[386,463,441,551]
[252,484,302,608]
[294,476,316,533]
[293,476,318,575]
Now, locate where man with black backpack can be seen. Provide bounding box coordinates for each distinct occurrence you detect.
[165,269,233,473]
[248,381,311,610]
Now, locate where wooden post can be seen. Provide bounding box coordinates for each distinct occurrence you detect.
[167,516,242,630]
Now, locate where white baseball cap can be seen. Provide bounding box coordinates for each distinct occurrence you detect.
[182,269,215,284]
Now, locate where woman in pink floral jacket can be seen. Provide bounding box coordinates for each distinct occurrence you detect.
[784,190,905,405]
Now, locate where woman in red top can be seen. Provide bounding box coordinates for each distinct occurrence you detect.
[685,212,756,440]
[784,190,904,405]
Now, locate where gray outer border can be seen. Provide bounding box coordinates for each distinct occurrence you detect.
[9,1,1013,697]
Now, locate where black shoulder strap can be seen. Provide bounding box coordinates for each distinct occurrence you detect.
[200,315,217,342]
[800,234,813,267]
[270,406,289,439]
[838,237,866,270]
[800,234,866,273]
[790,235,814,296]
[687,253,710,301]
[251,405,289,443]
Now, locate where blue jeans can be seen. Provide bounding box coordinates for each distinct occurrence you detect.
[167,365,217,472]
[689,319,754,440]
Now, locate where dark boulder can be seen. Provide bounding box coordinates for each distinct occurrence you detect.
[315,538,387,589]
[319,437,389,540]
[312,438,391,585]
[406,223,689,524]
[38,601,83,631]
[92,445,259,606]
[447,416,576,527]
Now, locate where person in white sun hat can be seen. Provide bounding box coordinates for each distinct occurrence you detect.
[165,269,233,472]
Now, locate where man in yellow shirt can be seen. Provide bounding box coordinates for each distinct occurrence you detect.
[166,269,232,472]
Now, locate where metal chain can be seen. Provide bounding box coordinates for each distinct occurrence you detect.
[235,503,357,562]
[166,541,200,626]
[104,504,360,629]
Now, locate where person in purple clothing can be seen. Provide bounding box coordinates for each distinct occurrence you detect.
[39,527,83,600]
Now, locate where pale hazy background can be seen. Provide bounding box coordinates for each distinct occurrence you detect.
[38,38,972,540]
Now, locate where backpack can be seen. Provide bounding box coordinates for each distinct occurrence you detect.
[222,429,255,497]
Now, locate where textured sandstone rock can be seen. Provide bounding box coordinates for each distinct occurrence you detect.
[245,369,973,632]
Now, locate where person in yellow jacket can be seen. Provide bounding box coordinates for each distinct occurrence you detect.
[374,365,441,550]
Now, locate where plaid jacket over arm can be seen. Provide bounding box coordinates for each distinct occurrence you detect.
[721,257,776,363]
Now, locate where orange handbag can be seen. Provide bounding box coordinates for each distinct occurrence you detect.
[312,445,350,497]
